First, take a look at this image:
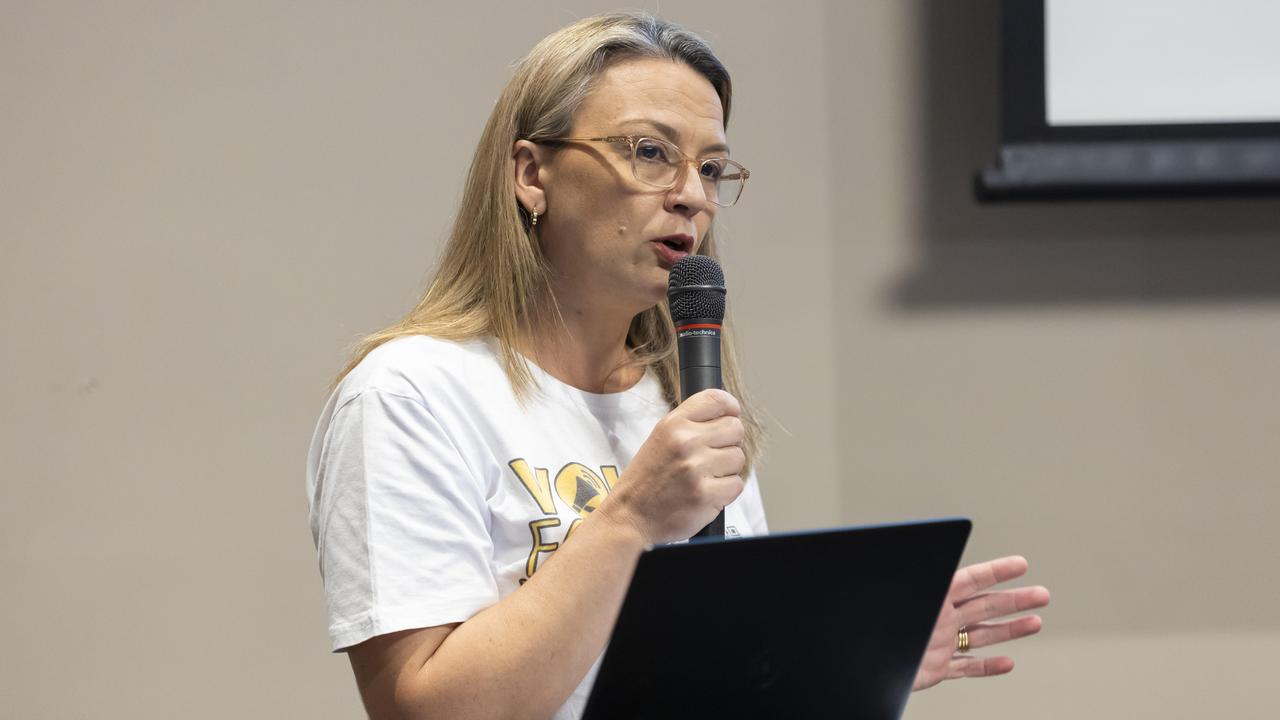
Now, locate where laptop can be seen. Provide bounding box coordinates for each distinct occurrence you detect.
[581,518,971,720]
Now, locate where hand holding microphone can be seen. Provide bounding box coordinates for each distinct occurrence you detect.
[596,255,743,544]
[667,255,733,539]
[602,388,745,545]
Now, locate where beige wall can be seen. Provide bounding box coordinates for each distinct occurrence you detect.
[2,1,1278,717]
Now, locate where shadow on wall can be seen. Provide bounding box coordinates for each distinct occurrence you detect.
[894,0,1280,310]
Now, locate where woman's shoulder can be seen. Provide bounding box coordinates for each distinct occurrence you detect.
[336,335,502,405]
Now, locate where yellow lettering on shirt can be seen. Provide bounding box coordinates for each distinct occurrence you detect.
[509,458,556,515]
[601,465,620,489]
[508,460,624,581]
[525,518,561,579]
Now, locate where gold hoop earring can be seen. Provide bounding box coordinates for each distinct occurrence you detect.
[531,209,539,227]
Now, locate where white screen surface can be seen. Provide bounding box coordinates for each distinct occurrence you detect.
[1047,0,1280,126]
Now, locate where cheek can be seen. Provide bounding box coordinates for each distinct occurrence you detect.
[694,216,715,251]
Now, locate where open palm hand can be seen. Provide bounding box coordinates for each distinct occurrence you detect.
[913,555,1050,692]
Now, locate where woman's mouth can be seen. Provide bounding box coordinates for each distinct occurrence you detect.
[651,234,694,269]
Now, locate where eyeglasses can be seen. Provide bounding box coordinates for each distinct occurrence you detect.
[537,135,749,208]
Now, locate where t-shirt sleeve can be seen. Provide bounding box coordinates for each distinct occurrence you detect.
[312,388,499,652]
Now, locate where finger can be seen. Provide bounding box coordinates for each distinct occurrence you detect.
[951,556,1029,598]
[701,415,745,449]
[957,586,1050,626]
[677,389,741,422]
[965,615,1043,651]
[704,474,745,508]
[948,655,1014,680]
[705,445,747,478]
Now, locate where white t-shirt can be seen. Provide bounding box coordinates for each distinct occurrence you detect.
[305,335,768,719]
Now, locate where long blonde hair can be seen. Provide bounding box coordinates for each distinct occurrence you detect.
[335,12,764,472]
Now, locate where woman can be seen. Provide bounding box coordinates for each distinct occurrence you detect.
[306,12,1048,720]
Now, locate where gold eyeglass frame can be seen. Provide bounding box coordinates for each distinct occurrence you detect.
[536,135,750,208]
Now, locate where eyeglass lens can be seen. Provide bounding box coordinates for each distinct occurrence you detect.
[631,137,745,207]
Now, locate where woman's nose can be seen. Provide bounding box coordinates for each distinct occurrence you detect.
[665,162,711,216]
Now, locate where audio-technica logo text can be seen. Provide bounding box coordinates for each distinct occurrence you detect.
[677,329,720,338]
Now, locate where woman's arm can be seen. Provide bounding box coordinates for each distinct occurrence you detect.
[348,507,645,720]
[346,389,747,720]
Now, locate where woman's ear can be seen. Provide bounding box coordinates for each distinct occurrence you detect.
[512,139,547,216]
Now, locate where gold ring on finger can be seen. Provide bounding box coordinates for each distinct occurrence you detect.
[956,626,970,654]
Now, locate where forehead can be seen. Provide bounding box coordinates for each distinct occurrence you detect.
[573,57,726,148]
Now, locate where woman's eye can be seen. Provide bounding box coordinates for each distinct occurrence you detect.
[636,141,669,163]
[700,160,725,180]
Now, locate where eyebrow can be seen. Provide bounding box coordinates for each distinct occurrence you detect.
[615,118,731,156]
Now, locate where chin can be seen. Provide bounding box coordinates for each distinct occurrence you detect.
[618,280,668,319]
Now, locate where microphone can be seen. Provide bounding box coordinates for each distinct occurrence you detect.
[667,255,727,539]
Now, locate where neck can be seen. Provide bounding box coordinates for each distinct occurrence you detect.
[520,293,646,394]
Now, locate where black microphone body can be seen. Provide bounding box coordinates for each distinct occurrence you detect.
[676,323,723,398]
[667,256,728,540]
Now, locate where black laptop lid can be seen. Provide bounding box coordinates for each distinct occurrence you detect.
[581,518,971,720]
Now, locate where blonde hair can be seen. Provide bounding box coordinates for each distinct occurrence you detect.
[335,11,764,473]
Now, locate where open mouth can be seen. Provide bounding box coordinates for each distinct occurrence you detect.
[654,234,694,253]
[651,235,693,269]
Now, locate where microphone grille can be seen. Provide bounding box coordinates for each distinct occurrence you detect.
[667,255,726,322]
